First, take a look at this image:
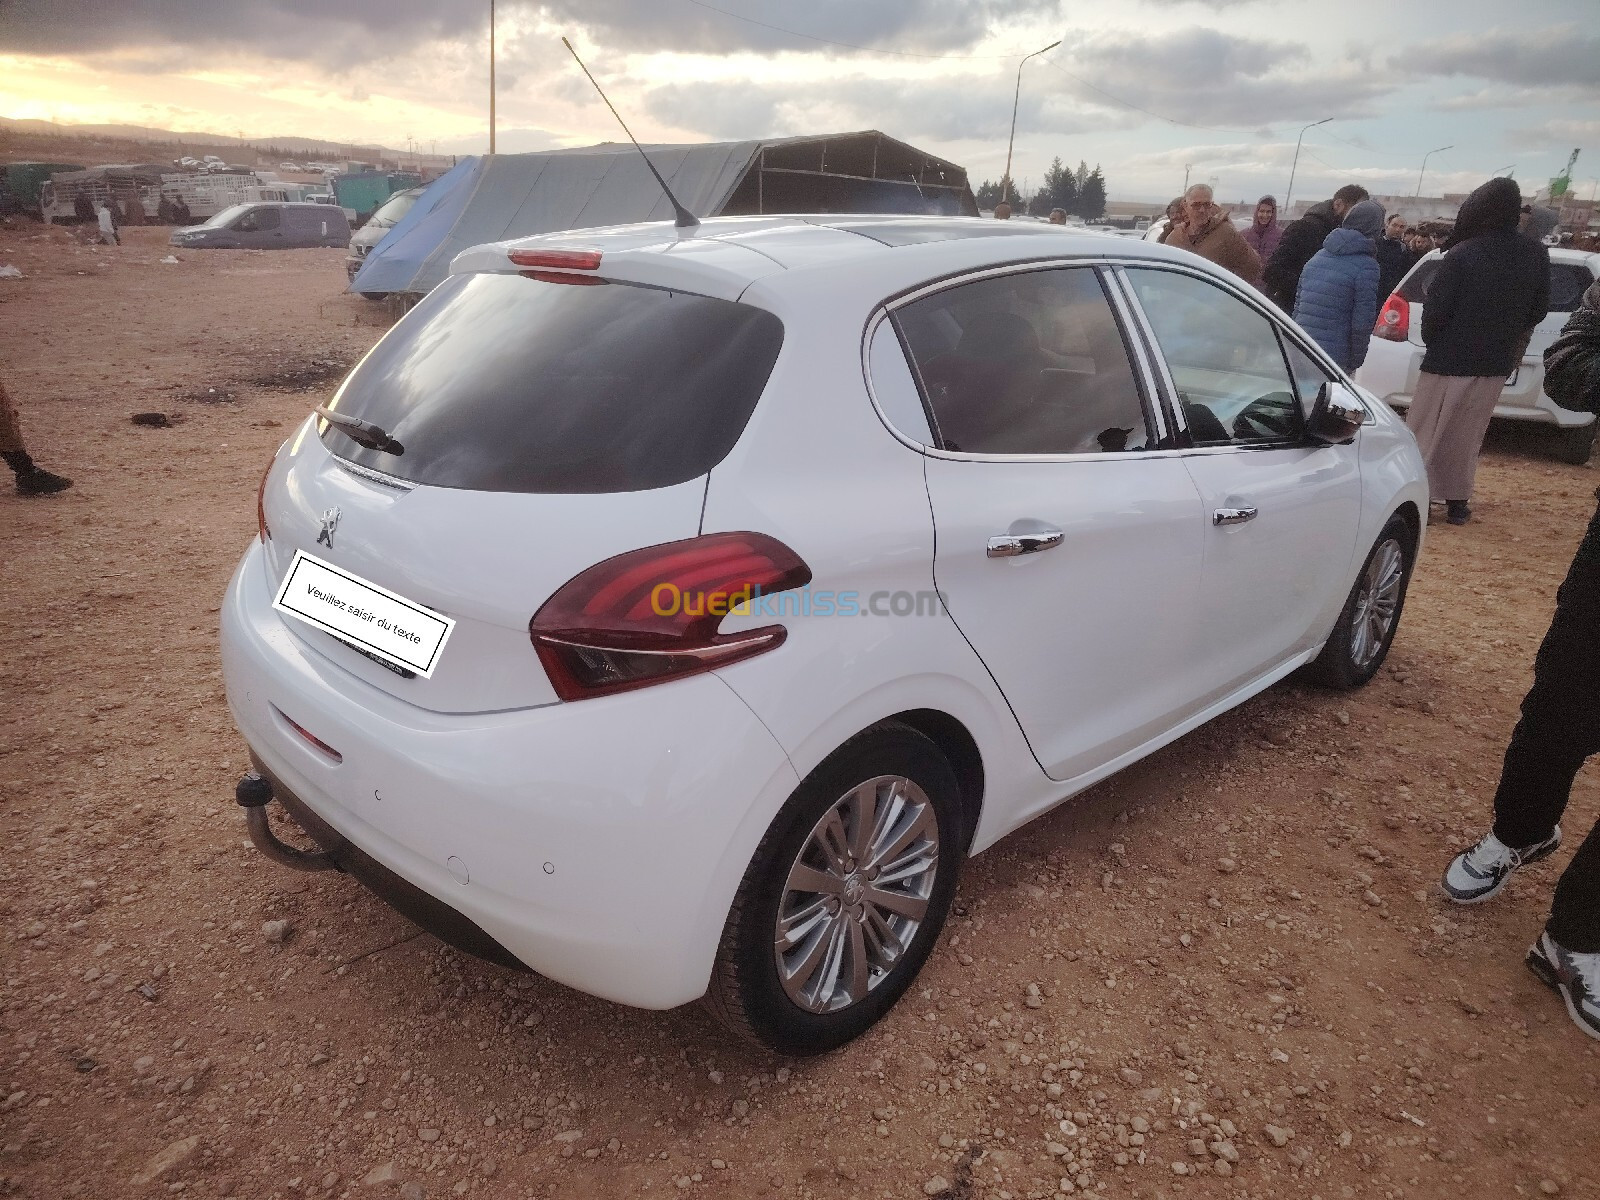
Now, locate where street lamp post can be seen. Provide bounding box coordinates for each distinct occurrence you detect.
[488,0,497,154]
[1000,39,1061,209]
[1284,117,1331,216]
[1492,164,1515,177]
[1415,145,1452,197]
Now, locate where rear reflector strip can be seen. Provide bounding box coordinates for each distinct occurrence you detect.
[272,706,344,763]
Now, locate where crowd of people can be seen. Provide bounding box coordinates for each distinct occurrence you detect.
[1158,177,1560,527]
[1158,177,1600,1041]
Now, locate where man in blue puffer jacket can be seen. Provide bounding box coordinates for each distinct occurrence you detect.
[1293,199,1385,370]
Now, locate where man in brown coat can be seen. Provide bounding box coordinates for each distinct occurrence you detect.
[1161,184,1261,286]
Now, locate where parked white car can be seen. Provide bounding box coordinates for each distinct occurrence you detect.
[1357,247,1600,463]
[222,215,1427,1054]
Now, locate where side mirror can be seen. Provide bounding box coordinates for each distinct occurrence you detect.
[1307,382,1364,445]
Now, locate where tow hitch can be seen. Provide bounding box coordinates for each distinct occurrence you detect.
[235,772,337,872]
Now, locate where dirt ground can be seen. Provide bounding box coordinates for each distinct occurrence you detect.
[1,224,1597,1200]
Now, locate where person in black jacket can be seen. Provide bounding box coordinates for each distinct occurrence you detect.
[1406,178,1550,524]
[1442,278,1600,1042]
[1262,183,1370,311]
[1375,212,1415,299]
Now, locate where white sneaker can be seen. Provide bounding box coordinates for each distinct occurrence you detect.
[1526,931,1600,1042]
[1441,827,1561,904]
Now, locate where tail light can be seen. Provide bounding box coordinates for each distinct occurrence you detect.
[530,532,812,701]
[1373,293,1409,341]
[257,455,275,543]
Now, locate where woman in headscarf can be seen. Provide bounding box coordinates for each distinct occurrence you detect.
[1241,195,1282,263]
[1407,177,1551,524]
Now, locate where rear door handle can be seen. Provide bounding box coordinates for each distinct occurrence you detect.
[1213,506,1258,526]
[987,529,1064,557]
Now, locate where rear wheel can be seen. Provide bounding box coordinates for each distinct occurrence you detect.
[1311,515,1415,690]
[705,723,963,1056]
[1553,420,1597,466]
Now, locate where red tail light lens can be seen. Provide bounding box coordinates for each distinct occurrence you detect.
[530,532,812,702]
[1373,293,1409,341]
[507,248,603,271]
[257,455,275,543]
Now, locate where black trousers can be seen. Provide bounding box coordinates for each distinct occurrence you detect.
[1493,499,1600,953]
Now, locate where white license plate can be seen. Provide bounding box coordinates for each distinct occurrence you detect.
[273,550,455,678]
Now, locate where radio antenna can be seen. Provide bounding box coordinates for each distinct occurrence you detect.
[561,36,699,229]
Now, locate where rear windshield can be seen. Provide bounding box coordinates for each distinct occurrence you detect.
[320,271,785,493]
[1399,255,1593,313]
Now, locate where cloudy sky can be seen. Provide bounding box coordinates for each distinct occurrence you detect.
[1,0,1596,203]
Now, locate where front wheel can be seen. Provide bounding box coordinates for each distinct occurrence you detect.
[1311,515,1416,690]
[705,723,963,1056]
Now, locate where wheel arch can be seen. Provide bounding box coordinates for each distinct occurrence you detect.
[882,708,985,853]
[1391,500,1422,552]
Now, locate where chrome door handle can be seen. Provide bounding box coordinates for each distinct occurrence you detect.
[987,529,1064,557]
[1213,506,1258,526]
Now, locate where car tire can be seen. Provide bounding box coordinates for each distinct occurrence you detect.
[705,721,963,1056]
[1553,420,1597,466]
[1311,515,1416,690]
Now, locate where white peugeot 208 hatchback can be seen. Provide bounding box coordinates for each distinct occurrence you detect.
[222,215,1428,1055]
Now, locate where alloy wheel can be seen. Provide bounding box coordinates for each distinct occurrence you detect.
[773,775,940,1014]
[1349,538,1405,669]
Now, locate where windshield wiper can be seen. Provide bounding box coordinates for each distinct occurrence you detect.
[314,406,404,456]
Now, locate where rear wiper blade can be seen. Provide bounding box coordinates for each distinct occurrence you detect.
[314,406,404,456]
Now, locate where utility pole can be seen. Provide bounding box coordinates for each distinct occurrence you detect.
[488,0,497,154]
[1183,164,1191,193]
[1285,117,1330,215]
[1000,39,1062,208]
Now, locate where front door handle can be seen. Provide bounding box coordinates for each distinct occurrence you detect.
[1213,506,1258,526]
[987,528,1064,557]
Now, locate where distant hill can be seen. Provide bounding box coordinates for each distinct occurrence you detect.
[0,116,451,167]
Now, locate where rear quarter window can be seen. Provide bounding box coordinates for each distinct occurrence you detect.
[320,272,785,494]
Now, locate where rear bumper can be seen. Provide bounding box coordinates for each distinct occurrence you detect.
[219,542,801,1009]
[243,759,528,970]
[1357,336,1593,429]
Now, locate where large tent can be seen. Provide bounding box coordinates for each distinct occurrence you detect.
[349,131,976,297]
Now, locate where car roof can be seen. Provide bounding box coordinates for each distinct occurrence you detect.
[450,214,1192,302]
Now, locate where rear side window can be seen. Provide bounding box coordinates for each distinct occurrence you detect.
[1397,258,1440,303]
[894,267,1151,454]
[321,272,784,493]
[1550,263,1594,313]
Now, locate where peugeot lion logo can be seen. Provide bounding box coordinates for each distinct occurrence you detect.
[317,507,341,549]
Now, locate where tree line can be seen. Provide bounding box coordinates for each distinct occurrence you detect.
[974,158,1107,219]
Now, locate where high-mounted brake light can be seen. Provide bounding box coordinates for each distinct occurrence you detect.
[530,532,812,702]
[507,248,603,271]
[1373,293,1409,341]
